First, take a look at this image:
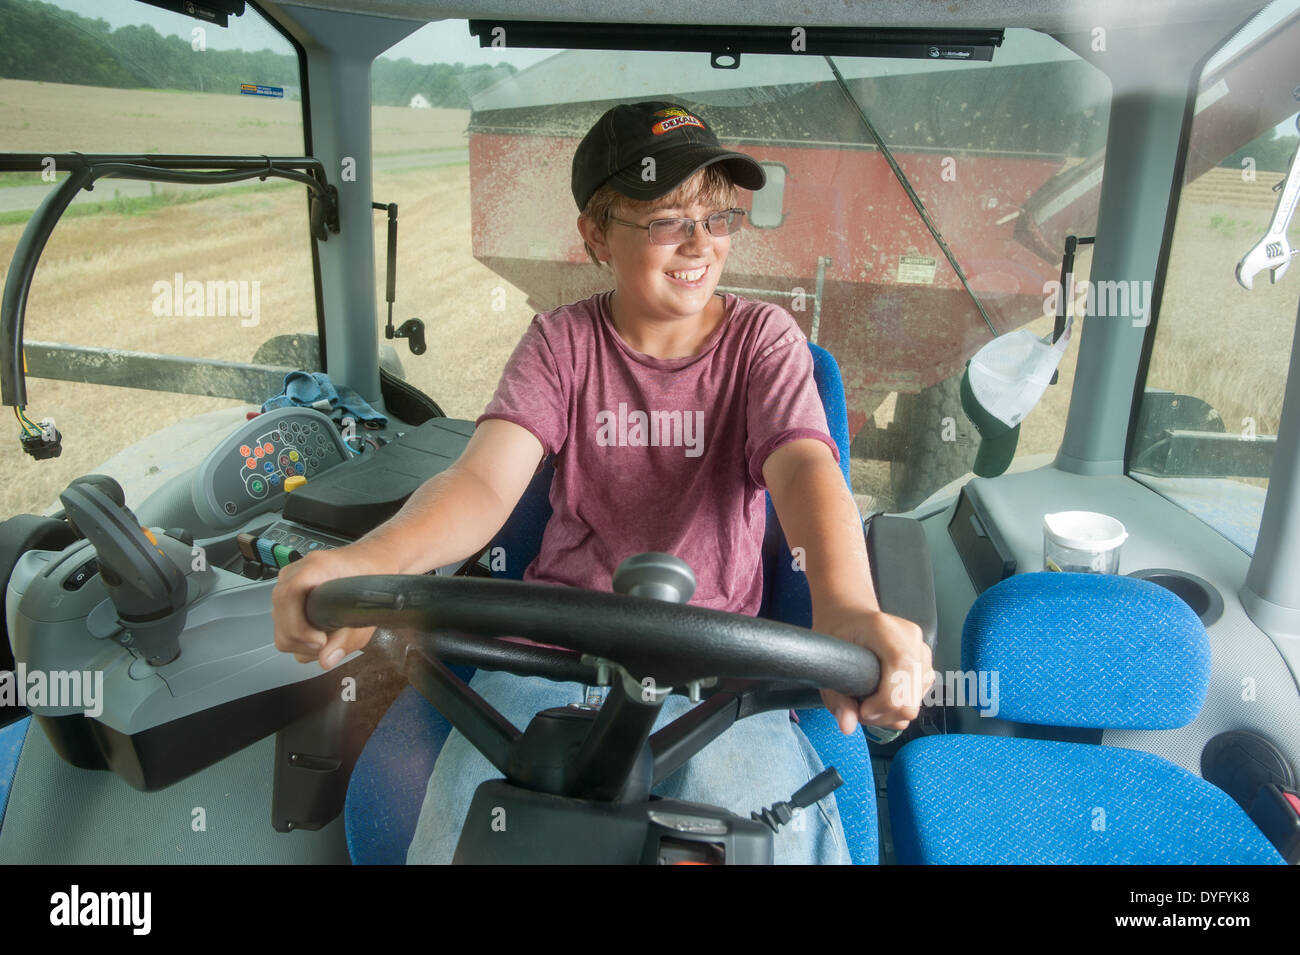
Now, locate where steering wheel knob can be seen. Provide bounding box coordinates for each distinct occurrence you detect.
[611,553,696,605]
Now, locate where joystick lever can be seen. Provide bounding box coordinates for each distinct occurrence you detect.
[59,484,189,666]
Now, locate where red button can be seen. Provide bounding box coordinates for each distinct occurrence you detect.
[262,442,274,454]
[239,444,251,457]
[254,447,264,458]
[245,457,257,469]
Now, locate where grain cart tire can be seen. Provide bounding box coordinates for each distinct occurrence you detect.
[890,372,980,511]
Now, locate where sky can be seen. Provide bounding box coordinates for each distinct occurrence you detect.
[45,0,552,66]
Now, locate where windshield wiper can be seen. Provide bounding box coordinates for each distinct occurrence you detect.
[824,55,999,339]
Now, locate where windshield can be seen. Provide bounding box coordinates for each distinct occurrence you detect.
[0,11,1116,519]
[372,23,1110,512]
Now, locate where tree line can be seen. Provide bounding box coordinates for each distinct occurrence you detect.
[0,0,515,105]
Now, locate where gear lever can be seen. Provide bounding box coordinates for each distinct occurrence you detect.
[751,766,845,833]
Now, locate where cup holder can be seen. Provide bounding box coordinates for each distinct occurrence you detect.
[1127,568,1224,628]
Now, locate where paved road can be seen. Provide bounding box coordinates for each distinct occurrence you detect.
[0,149,468,215]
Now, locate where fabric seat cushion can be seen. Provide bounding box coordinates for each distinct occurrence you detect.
[888,734,1284,864]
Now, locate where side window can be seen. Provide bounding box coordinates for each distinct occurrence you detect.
[1129,1,1300,553]
[1,0,314,517]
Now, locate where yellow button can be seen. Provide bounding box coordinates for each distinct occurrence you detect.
[284,475,307,493]
[289,450,299,462]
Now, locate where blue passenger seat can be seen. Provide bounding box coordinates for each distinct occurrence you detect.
[887,572,1284,864]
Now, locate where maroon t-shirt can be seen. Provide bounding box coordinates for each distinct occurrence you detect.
[477,291,837,615]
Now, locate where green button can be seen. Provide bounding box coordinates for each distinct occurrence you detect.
[249,478,265,494]
[272,544,293,568]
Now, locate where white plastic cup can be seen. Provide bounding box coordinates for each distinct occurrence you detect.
[1043,511,1128,574]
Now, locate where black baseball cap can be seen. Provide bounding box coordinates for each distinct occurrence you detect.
[572,101,766,211]
[960,361,1021,478]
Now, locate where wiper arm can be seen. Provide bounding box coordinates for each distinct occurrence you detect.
[824,55,999,338]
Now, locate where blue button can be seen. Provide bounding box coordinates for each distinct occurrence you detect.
[269,473,281,485]
[263,462,275,473]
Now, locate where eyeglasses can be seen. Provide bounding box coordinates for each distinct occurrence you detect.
[608,208,746,245]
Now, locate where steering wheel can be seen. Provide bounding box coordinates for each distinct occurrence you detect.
[304,573,881,698]
[306,566,884,863]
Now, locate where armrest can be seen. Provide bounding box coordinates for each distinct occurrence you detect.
[865,514,938,651]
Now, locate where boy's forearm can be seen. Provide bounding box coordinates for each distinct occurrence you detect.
[770,455,879,620]
[350,466,506,575]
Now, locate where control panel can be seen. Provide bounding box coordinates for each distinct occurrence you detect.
[193,407,352,529]
[234,518,471,581]
[236,519,353,572]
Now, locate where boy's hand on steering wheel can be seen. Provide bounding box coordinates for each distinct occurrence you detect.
[814,607,934,736]
[271,543,399,670]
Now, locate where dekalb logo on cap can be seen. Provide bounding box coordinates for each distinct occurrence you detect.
[651,107,705,135]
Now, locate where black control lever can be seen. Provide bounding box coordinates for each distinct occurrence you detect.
[751,766,844,833]
[58,484,188,666]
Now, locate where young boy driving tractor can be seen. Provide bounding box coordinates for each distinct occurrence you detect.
[272,102,933,863]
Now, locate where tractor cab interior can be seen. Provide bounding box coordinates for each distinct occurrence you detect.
[0,0,1297,868]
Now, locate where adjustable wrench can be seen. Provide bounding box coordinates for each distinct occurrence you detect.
[1237,116,1300,290]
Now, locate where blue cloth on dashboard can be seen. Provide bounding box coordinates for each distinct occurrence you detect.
[262,371,386,425]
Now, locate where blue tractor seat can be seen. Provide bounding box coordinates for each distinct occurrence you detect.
[345,342,880,864]
[0,716,30,838]
[887,572,1285,864]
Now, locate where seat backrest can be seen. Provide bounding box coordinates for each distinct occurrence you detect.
[760,343,851,626]
[487,342,853,627]
[962,571,1212,729]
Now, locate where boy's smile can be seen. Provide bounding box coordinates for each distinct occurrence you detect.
[664,265,709,286]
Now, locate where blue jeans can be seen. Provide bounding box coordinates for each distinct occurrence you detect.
[407,668,851,864]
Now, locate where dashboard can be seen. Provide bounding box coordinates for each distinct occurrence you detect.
[191,407,352,529]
